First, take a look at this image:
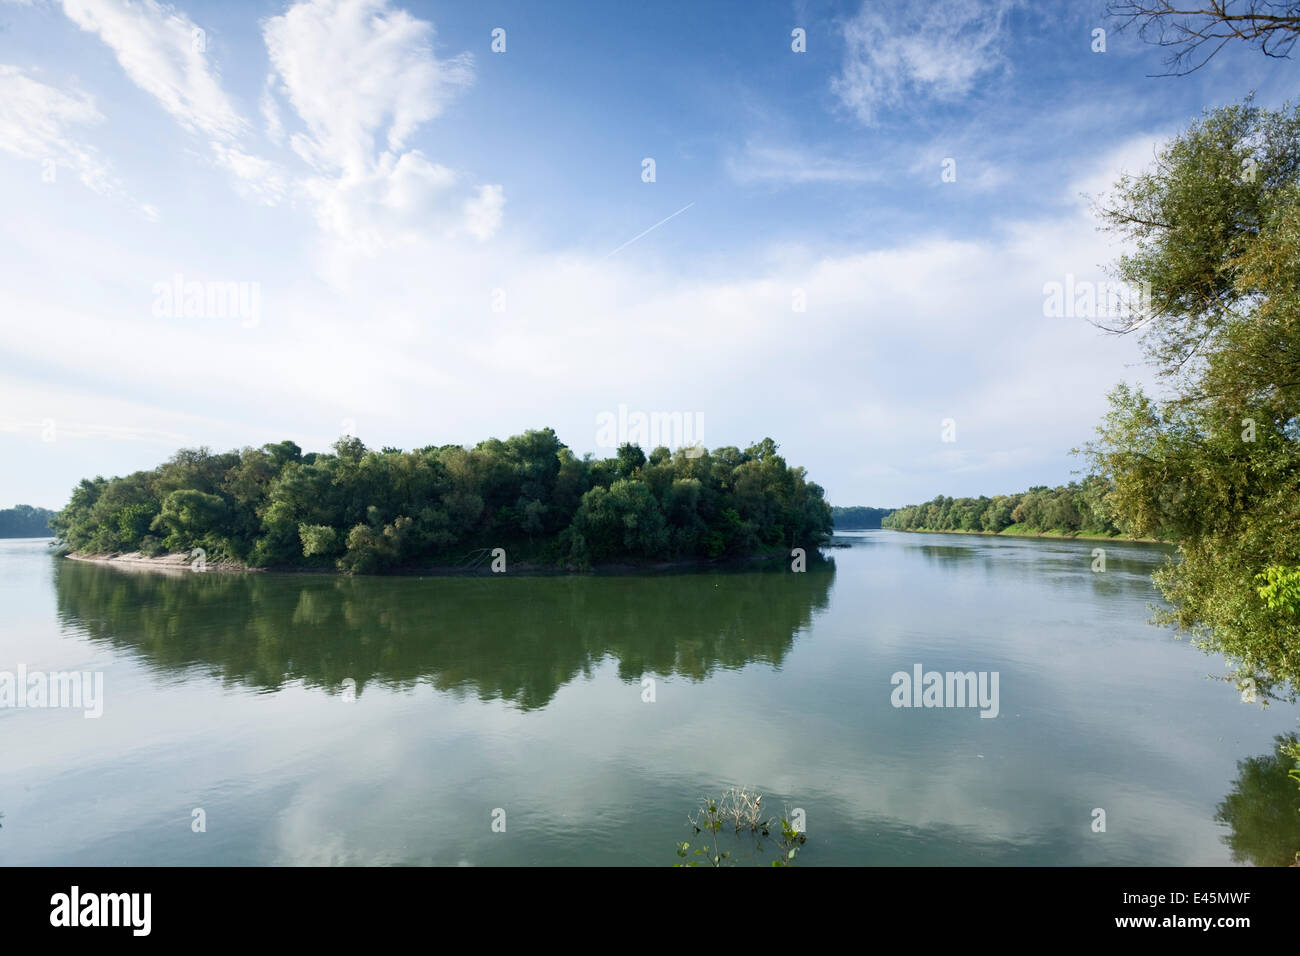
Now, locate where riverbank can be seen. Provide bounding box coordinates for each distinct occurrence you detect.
[62,547,810,576]
[878,527,1171,544]
[65,551,253,573]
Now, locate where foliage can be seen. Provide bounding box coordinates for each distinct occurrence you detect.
[1082,100,1300,702]
[0,505,56,538]
[674,786,808,867]
[1256,566,1300,612]
[882,477,1123,537]
[51,431,833,573]
[830,505,894,529]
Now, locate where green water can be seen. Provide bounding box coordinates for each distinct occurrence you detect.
[1,532,1297,866]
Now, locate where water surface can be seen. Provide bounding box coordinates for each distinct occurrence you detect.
[1,533,1297,866]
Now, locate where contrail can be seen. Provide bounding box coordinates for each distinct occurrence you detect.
[603,202,695,259]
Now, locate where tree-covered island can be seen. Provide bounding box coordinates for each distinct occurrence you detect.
[51,431,833,573]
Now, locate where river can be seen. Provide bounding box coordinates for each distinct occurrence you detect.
[1,532,1297,865]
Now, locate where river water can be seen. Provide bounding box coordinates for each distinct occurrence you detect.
[1,532,1297,865]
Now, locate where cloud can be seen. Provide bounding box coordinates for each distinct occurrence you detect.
[463,184,505,241]
[0,7,1174,510]
[260,74,285,144]
[210,142,288,205]
[1069,133,1170,207]
[52,0,498,244]
[909,149,1008,191]
[264,0,471,172]
[0,65,117,194]
[726,142,882,185]
[56,0,289,206]
[262,0,499,250]
[833,0,1020,125]
[0,169,1147,506]
[59,0,245,141]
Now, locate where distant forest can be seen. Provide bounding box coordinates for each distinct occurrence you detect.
[830,506,893,529]
[51,430,833,572]
[0,505,55,538]
[882,478,1124,537]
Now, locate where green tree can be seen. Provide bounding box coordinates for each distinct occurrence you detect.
[51,430,832,574]
[150,489,229,552]
[1083,101,1300,701]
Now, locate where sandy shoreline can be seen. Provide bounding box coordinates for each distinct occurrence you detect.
[61,549,797,576]
[64,551,253,573]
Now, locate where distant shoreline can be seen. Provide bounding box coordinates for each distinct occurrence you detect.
[874,527,1171,545]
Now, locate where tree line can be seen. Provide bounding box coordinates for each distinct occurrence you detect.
[882,478,1123,537]
[0,505,55,538]
[884,99,1300,703]
[51,431,833,572]
[830,506,893,529]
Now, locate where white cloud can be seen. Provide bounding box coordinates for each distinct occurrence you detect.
[56,0,290,206]
[727,142,881,185]
[262,0,496,250]
[0,65,116,194]
[909,149,1009,191]
[52,0,493,242]
[0,182,1147,505]
[264,0,471,172]
[210,142,288,205]
[833,0,1020,125]
[0,7,1176,509]
[0,374,214,449]
[1069,133,1170,207]
[463,184,505,240]
[59,0,245,141]
[260,74,285,145]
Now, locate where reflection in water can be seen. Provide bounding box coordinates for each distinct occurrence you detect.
[10,534,1295,866]
[896,533,1175,601]
[53,558,835,710]
[913,544,981,561]
[1215,735,1300,866]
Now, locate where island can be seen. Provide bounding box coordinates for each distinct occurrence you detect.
[51,430,833,574]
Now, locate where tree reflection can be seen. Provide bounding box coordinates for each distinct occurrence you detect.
[1214,734,1300,866]
[53,558,834,710]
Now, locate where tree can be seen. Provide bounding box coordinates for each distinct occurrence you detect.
[51,429,833,573]
[0,505,56,537]
[615,442,646,478]
[1084,101,1300,701]
[150,489,229,552]
[829,506,892,530]
[1108,1,1300,74]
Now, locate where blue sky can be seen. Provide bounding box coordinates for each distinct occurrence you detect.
[1,0,1296,510]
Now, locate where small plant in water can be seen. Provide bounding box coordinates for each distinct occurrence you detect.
[674,786,807,867]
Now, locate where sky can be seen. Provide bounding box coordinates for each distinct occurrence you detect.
[0,0,1296,511]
